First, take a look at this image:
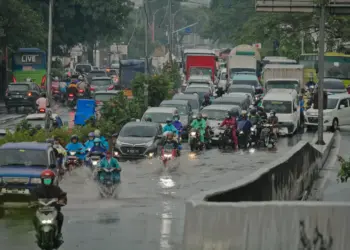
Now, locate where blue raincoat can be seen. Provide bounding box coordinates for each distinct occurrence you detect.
[162,124,178,135]
[65,142,85,160]
[97,136,109,149]
[99,157,121,182]
[90,145,106,154]
[237,120,252,132]
[172,120,183,132]
[84,140,94,150]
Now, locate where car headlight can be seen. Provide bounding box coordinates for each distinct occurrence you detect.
[190,132,196,136]
[145,141,153,147]
[116,139,122,145]
[70,151,76,156]
[114,151,119,156]
[31,178,42,184]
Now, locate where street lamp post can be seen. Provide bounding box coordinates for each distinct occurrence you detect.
[152,8,164,42]
[46,0,53,101]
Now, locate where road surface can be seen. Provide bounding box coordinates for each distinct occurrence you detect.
[0,103,316,250]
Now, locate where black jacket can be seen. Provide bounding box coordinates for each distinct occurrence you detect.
[31,185,67,211]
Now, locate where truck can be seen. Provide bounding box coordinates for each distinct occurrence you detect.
[262,64,304,93]
[183,49,216,82]
[119,59,146,98]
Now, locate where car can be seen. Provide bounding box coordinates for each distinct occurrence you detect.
[231,73,263,94]
[217,68,229,90]
[75,64,93,74]
[5,82,41,113]
[212,95,250,110]
[141,107,179,127]
[262,89,300,135]
[94,90,120,118]
[90,76,114,94]
[202,104,241,144]
[114,122,164,159]
[227,84,256,104]
[25,112,63,130]
[159,99,194,137]
[304,93,350,132]
[0,142,59,205]
[184,86,213,103]
[172,93,200,115]
[0,129,13,139]
[106,69,118,77]
[187,75,215,93]
[323,78,347,94]
[87,70,107,84]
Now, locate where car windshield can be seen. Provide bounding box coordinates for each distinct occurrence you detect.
[89,72,106,77]
[75,64,92,73]
[266,81,298,91]
[230,68,255,78]
[232,80,258,87]
[263,100,292,114]
[26,119,46,128]
[228,87,252,94]
[213,100,241,106]
[107,70,118,76]
[184,89,209,100]
[95,94,116,102]
[143,112,172,123]
[189,82,209,86]
[326,98,339,109]
[119,125,156,137]
[0,149,48,167]
[189,67,212,77]
[8,84,29,91]
[161,104,186,115]
[204,110,228,120]
[91,79,111,86]
[323,81,345,90]
[324,56,350,79]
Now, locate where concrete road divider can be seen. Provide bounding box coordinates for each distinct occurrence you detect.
[183,132,341,250]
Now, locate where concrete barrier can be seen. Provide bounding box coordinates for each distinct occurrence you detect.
[183,133,338,250]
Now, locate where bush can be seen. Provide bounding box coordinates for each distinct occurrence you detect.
[162,60,181,90]
[337,155,350,182]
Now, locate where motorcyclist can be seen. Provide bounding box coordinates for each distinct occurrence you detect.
[219,113,238,149]
[163,131,179,156]
[65,135,85,161]
[202,113,210,127]
[306,76,316,89]
[237,110,252,134]
[77,75,88,97]
[52,137,67,171]
[84,132,95,150]
[267,110,279,139]
[248,108,261,125]
[67,79,79,96]
[201,93,212,107]
[99,151,121,182]
[36,92,49,110]
[87,138,106,157]
[172,115,183,138]
[257,106,268,120]
[30,169,67,244]
[216,87,225,97]
[94,129,108,149]
[144,115,152,122]
[163,118,179,136]
[190,113,206,143]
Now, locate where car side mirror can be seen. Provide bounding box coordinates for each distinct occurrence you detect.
[157,135,163,139]
[340,104,345,109]
[293,107,297,112]
[49,164,56,170]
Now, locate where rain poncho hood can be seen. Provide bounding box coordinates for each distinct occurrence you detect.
[163,124,178,135]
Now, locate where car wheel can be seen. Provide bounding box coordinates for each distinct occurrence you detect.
[331,119,338,132]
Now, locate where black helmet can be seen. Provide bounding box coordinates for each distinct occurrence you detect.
[70,134,79,142]
[166,117,172,123]
[250,108,257,115]
[40,92,47,98]
[173,114,180,121]
[270,110,276,116]
[225,113,230,119]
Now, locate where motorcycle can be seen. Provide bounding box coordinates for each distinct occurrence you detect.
[204,126,214,149]
[65,151,81,172]
[260,124,277,148]
[67,93,76,108]
[77,89,85,99]
[218,126,235,149]
[161,144,177,167]
[96,167,121,198]
[89,151,104,169]
[34,198,63,250]
[237,129,251,149]
[189,128,203,152]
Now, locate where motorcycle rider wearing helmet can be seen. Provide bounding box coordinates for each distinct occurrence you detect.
[190,113,206,143]
[52,137,67,171]
[248,108,261,124]
[65,135,85,161]
[144,115,152,122]
[30,169,67,245]
[87,138,106,157]
[163,118,179,136]
[99,151,121,182]
[36,92,49,110]
[172,115,183,138]
[94,129,108,149]
[84,132,95,149]
[237,110,252,134]
[267,110,279,139]
[220,113,238,149]
[163,131,180,156]
[67,79,79,97]
[202,93,212,107]
[257,106,267,120]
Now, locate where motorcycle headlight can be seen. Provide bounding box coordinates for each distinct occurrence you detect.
[145,141,153,147]
[92,161,98,165]
[239,131,244,134]
[164,154,172,158]
[31,178,42,184]
[41,220,53,224]
[87,148,91,152]
[251,127,254,131]
[190,132,196,136]
[70,151,76,156]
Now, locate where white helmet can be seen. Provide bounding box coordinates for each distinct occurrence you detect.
[26,78,32,82]
[249,105,254,110]
[78,75,84,80]
[94,129,101,137]
[54,76,59,81]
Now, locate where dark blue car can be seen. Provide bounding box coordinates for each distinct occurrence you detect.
[0,142,59,206]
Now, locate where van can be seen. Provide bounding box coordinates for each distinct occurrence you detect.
[262,89,300,135]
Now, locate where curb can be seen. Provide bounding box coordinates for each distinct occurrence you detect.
[0,115,26,125]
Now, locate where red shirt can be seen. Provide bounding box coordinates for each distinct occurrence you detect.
[220,117,237,129]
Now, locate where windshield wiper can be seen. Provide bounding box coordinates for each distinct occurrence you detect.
[127,135,143,137]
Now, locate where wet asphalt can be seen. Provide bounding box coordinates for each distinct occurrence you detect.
[0,102,316,250]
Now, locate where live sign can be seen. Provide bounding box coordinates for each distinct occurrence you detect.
[21,54,38,63]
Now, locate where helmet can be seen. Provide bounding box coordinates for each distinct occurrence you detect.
[241,110,247,117]
[40,169,56,185]
[166,117,172,123]
[94,138,101,146]
[112,133,119,138]
[94,129,101,137]
[88,132,95,138]
[40,92,47,98]
[71,134,79,142]
[249,105,254,110]
[78,75,84,80]
[196,113,202,120]
[225,113,231,119]
[54,76,59,81]
[202,113,208,120]
[145,115,152,122]
[173,114,180,121]
[72,79,79,84]
[250,108,257,115]
[166,131,174,139]
[26,78,32,82]
[204,93,210,99]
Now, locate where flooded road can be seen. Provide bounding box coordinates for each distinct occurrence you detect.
[0,114,315,250]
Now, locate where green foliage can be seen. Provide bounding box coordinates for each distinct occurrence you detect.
[337,155,350,183]
[162,60,181,90]
[131,73,172,110]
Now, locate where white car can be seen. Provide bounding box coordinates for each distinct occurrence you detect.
[217,68,228,90]
[187,75,215,94]
[305,93,350,131]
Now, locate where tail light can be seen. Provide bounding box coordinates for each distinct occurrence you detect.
[90,87,95,91]
[12,76,16,83]
[39,108,45,113]
[41,75,47,87]
[96,100,102,104]
[78,89,84,93]
[68,94,74,97]
[107,85,114,90]
[27,92,32,97]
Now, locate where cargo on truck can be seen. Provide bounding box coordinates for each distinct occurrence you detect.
[119,59,146,98]
[183,49,216,82]
[262,64,304,93]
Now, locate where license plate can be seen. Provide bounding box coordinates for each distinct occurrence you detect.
[13,95,22,98]
[127,149,138,153]
[23,66,33,71]
[68,156,77,159]
[1,188,30,194]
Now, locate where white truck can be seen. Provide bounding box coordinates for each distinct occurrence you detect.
[227,55,257,79]
[262,64,304,93]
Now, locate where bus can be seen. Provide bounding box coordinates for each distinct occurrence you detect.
[299,52,350,87]
[119,59,146,98]
[12,48,47,87]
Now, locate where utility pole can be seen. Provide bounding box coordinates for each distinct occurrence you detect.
[168,0,173,67]
[46,0,53,101]
[316,3,326,145]
[144,0,149,109]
